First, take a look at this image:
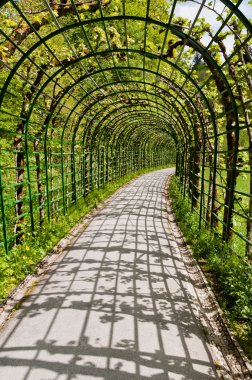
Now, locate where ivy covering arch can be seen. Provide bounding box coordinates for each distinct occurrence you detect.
[0,0,251,256]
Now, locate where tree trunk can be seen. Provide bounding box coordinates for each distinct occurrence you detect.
[232,21,252,259]
[166,35,237,240]
[200,42,236,241]
[2,0,111,61]
[215,32,251,249]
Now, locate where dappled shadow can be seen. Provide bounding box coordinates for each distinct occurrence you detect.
[0,169,219,379]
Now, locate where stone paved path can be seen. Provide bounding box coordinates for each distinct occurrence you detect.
[0,169,219,379]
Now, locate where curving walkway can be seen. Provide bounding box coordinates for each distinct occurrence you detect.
[0,169,219,380]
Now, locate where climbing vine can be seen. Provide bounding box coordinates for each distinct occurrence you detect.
[0,1,251,257]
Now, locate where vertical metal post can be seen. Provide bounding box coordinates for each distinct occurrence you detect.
[89,145,93,191]
[199,139,206,230]
[82,149,86,197]
[225,121,239,241]
[106,144,109,183]
[44,131,51,221]
[60,138,66,215]
[102,146,105,187]
[211,137,218,229]
[130,149,133,174]
[71,139,76,203]
[97,144,100,190]
[175,150,179,177]
[183,142,188,197]
[141,145,143,169]
[118,145,121,179]
[24,132,35,232]
[123,147,125,176]
[190,145,195,211]
[179,147,184,191]
[0,163,8,253]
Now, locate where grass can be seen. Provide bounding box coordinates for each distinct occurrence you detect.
[197,167,249,254]
[217,170,250,254]
[0,166,172,304]
[169,175,252,362]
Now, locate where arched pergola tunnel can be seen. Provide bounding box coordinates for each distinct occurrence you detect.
[0,0,251,255]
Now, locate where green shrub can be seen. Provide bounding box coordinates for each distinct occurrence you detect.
[169,176,252,357]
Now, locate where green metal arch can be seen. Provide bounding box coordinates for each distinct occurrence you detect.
[0,0,251,253]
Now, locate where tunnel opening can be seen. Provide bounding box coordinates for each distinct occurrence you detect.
[0,0,251,259]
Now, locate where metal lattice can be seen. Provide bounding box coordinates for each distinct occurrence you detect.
[0,0,251,255]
